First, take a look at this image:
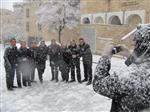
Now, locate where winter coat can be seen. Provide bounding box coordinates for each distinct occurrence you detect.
[29,47,38,62]
[4,46,19,69]
[36,45,48,64]
[17,47,33,74]
[79,43,92,64]
[68,44,80,59]
[48,44,61,66]
[59,47,72,73]
[61,47,72,65]
[93,56,150,112]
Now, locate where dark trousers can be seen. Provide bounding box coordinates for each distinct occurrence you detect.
[37,69,44,82]
[70,59,81,82]
[5,65,21,89]
[83,61,92,82]
[22,74,31,86]
[51,65,59,81]
[31,63,36,81]
[60,64,70,82]
[37,61,46,82]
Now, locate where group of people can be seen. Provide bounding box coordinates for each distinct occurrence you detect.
[4,37,93,91]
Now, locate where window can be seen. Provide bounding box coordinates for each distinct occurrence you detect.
[83,17,90,24]
[109,16,121,25]
[26,22,29,31]
[38,24,42,31]
[26,8,29,18]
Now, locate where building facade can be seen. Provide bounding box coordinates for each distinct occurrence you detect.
[80,0,150,54]
[0,9,16,43]
[14,0,80,46]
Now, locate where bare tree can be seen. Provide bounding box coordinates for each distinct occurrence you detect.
[36,0,80,42]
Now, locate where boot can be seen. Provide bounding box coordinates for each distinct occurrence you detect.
[86,81,92,85]
[82,79,88,82]
[69,79,75,83]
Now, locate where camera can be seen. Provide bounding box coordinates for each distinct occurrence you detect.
[112,46,122,54]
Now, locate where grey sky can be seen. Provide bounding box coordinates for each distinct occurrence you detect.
[0,0,23,11]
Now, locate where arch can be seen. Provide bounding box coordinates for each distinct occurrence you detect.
[108,15,121,25]
[94,16,104,24]
[82,17,90,24]
[126,14,142,25]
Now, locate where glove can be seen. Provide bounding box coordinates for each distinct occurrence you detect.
[50,61,55,66]
[72,55,77,58]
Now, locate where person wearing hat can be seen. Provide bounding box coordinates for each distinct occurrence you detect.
[93,24,150,112]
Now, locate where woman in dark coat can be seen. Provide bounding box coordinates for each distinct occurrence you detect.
[93,24,150,112]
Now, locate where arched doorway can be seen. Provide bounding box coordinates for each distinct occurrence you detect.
[82,17,90,24]
[127,14,142,26]
[109,16,121,25]
[94,16,104,24]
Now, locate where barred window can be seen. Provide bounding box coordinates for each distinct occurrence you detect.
[26,8,29,18]
[26,22,29,31]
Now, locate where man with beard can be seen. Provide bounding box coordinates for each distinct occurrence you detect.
[79,38,93,85]
[4,38,20,90]
[48,39,61,82]
[36,40,48,83]
[18,41,33,86]
[68,40,82,83]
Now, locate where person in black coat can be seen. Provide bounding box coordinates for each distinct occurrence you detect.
[79,38,93,85]
[18,41,33,87]
[48,39,61,82]
[4,38,20,90]
[36,40,48,83]
[59,43,72,82]
[68,40,82,83]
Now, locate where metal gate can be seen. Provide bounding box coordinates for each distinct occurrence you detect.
[81,28,96,53]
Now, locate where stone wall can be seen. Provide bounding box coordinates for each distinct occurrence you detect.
[80,24,135,54]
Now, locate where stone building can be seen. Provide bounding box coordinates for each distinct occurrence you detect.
[80,0,150,54]
[0,9,15,43]
[14,0,80,46]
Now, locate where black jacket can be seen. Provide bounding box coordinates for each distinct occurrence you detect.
[36,45,48,64]
[61,47,72,65]
[68,44,80,59]
[79,43,92,63]
[29,47,38,62]
[48,44,61,63]
[18,47,33,63]
[4,46,19,67]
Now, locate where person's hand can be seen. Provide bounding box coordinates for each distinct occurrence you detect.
[8,64,12,70]
[118,45,131,58]
[72,55,77,58]
[102,44,114,58]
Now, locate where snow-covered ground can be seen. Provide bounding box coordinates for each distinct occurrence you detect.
[0,46,148,112]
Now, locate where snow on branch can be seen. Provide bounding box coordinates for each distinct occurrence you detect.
[2,24,24,42]
[36,0,80,30]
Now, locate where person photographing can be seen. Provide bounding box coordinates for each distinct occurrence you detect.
[93,24,150,112]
